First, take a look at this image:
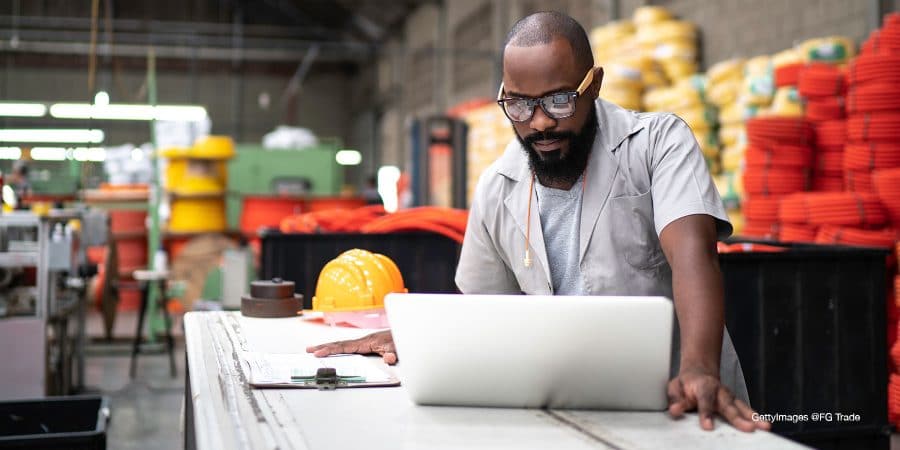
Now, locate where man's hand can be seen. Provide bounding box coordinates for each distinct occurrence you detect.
[305,330,398,364]
[668,368,771,432]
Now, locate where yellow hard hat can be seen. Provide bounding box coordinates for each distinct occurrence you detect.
[312,249,406,312]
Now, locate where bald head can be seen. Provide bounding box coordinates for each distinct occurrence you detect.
[503,11,594,74]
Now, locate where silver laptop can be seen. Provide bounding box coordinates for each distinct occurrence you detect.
[385,293,673,410]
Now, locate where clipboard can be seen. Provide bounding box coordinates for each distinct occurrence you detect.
[243,352,400,390]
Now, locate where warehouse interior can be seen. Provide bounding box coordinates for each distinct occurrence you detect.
[2,0,900,449]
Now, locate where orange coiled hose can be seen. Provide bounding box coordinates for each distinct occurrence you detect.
[847,113,900,141]
[742,168,810,195]
[278,206,469,243]
[740,221,780,240]
[891,373,900,427]
[847,53,900,85]
[861,13,900,56]
[743,196,783,223]
[815,224,898,249]
[778,192,887,226]
[811,176,845,192]
[814,120,847,148]
[747,117,815,146]
[845,169,876,192]
[814,151,845,175]
[805,97,846,122]
[843,143,900,171]
[847,83,900,113]
[744,144,813,169]
[779,223,819,243]
[873,167,900,224]
[774,63,804,88]
[797,63,846,98]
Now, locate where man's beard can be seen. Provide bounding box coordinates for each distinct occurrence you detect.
[516,106,598,187]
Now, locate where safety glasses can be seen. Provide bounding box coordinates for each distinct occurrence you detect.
[496,67,596,123]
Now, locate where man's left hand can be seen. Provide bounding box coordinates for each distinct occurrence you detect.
[668,368,771,432]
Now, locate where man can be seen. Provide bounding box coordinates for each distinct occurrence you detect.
[309,11,769,433]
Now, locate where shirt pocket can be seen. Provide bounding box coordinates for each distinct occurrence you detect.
[608,191,668,270]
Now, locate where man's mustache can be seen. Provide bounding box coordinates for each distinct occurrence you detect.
[522,131,576,147]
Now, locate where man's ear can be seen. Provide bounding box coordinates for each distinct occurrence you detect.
[591,66,604,99]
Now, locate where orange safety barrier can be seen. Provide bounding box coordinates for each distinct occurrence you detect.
[740,221,779,240]
[873,167,900,224]
[814,151,845,175]
[815,225,898,249]
[813,120,847,149]
[844,143,900,171]
[742,168,810,195]
[811,175,845,192]
[743,196,783,223]
[848,113,900,141]
[847,82,900,113]
[779,223,819,243]
[774,63,804,88]
[846,169,876,192]
[744,144,813,169]
[746,117,815,146]
[847,53,900,85]
[797,63,846,98]
[778,191,888,226]
[805,97,846,122]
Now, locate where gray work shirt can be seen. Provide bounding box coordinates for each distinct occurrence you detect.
[454,98,749,403]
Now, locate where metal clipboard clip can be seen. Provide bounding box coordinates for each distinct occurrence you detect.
[292,367,366,390]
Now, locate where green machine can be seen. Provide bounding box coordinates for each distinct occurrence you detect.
[226,143,344,229]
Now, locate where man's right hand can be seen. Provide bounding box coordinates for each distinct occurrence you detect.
[305,330,398,364]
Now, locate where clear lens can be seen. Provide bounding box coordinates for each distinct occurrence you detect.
[542,94,576,118]
[503,99,533,121]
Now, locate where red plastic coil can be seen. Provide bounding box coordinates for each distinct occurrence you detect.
[845,169,876,192]
[797,63,846,98]
[746,117,815,147]
[744,144,813,169]
[805,97,846,122]
[814,120,847,149]
[740,221,780,240]
[873,167,900,224]
[847,53,900,86]
[778,223,819,243]
[847,83,900,113]
[778,192,887,226]
[815,225,898,249]
[742,168,810,195]
[814,151,845,175]
[743,196,783,223]
[843,143,900,171]
[774,63,804,88]
[847,113,900,141]
[811,175,845,192]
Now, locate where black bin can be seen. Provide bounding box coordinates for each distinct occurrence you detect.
[260,232,461,309]
[721,242,891,450]
[0,395,109,450]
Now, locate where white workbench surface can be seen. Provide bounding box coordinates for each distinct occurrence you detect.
[183,311,806,450]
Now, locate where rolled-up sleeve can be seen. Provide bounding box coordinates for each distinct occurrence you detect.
[649,115,733,239]
[455,175,520,294]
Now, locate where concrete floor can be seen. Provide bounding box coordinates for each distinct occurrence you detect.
[83,309,186,450]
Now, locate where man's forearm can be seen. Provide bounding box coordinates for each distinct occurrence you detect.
[672,254,725,374]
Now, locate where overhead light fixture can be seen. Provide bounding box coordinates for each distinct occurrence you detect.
[30,147,68,161]
[94,91,110,106]
[49,103,208,121]
[0,102,47,118]
[72,147,106,162]
[335,149,362,166]
[377,165,401,213]
[0,129,104,144]
[0,147,22,160]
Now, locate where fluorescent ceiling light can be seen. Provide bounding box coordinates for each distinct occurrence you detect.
[336,149,362,166]
[72,147,106,162]
[31,147,68,161]
[50,103,207,121]
[0,129,104,144]
[94,91,109,106]
[0,147,22,160]
[0,102,47,118]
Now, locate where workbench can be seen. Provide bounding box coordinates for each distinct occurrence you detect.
[184,311,806,450]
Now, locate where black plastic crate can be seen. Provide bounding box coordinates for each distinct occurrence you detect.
[260,232,462,309]
[720,242,891,450]
[0,395,109,450]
